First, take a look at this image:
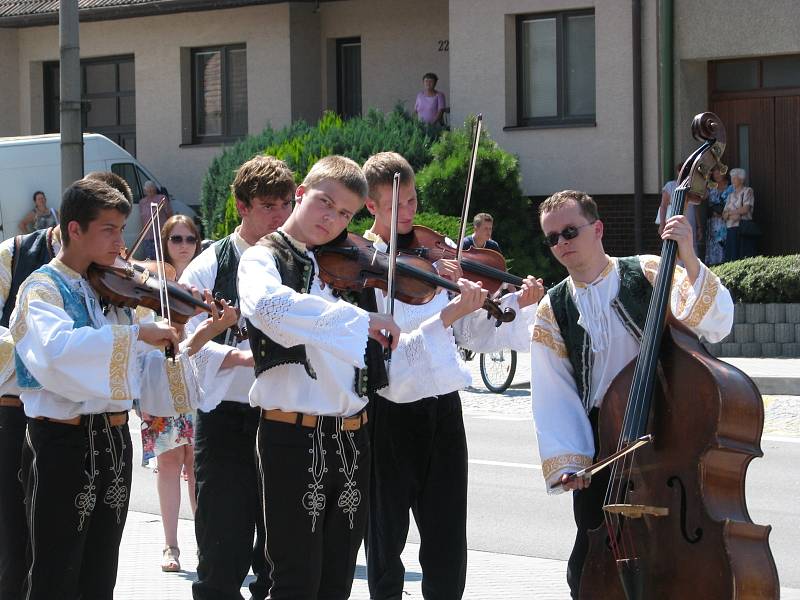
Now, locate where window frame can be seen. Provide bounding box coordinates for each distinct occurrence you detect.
[190,43,248,144]
[709,54,800,101]
[515,9,596,128]
[335,37,362,119]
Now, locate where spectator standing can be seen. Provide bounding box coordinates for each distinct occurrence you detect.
[414,72,447,126]
[722,168,755,262]
[18,190,58,234]
[658,163,701,253]
[462,212,501,252]
[139,181,173,259]
[705,168,731,265]
[139,214,201,573]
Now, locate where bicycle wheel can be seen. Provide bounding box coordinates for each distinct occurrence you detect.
[479,349,517,393]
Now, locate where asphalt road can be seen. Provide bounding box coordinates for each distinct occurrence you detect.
[128,386,800,591]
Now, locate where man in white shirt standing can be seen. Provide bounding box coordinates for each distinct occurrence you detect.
[530,190,734,599]
[180,155,296,600]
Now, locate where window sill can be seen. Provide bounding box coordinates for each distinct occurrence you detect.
[179,139,244,148]
[503,121,596,132]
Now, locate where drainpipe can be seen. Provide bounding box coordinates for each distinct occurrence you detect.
[632,0,643,253]
[658,0,674,184]
[60,0,83,192]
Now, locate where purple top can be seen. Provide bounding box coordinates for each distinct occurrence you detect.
[415,91,446,125]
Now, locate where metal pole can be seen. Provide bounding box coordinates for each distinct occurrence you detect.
[658,0,674,183]
[632,0,643,253]
[60,0,83,192]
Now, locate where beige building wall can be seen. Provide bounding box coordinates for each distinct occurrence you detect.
[318,0,449,116]
[0,29,19,137]
[13,4,293,205]
[672,0,800,161]
[450,0,661,197]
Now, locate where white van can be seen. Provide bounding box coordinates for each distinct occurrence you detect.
[0,133,195,248]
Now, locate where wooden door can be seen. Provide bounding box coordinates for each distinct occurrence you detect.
[775,96,800,254]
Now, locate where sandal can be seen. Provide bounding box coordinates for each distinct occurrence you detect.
[161,546,180,572]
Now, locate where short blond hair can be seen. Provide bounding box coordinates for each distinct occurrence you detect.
[231,155,296,207]
[472,212,493,228]
[539,190,599,223]
[362,152,415,203]
[302,155,368,199]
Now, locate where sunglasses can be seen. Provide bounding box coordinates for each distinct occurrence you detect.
[168,235,197,245]
[542,222,596,247]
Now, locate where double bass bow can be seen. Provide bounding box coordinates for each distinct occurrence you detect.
[578,112,779,599]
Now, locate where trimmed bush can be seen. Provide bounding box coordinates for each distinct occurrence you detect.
[416,117,560,284]
[348,212,462,240]
[711,254,800,303]
[200,108,437,237]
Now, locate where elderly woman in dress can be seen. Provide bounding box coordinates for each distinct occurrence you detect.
[721,168,755,262]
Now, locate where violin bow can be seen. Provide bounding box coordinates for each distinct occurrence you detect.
[149,202,176,360]
[125,197,166,261]
[549,435,653,490]
[455,113,483,262]
[384,172,402,362]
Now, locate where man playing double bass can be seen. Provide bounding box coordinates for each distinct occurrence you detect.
[529,190,734,598]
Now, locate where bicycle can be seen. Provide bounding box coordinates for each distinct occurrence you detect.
[459,347,518,394]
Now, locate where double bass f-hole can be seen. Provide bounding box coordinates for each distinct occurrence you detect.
[666,476,703,544]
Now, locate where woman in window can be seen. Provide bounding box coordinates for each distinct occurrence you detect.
[139,214,201,572]
[18,190,58,234]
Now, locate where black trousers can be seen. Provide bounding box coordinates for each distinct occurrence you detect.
[21,414,132,600]
[256,415,370,600]
[566,408,611,599]
[366,392,468,600]
[193,402,269,600]
[0,405,27,600]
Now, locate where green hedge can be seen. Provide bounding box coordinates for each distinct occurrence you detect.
[348,212,463,240]
[200,108,438,236]
[711,254,800,303]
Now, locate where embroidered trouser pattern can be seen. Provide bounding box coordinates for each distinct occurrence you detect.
[0,406,27,600]
[366,392,468,600]
[20,415,132,600]
[256,417,370,600]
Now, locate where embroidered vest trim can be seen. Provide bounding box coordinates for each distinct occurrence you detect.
[548,256,652,412]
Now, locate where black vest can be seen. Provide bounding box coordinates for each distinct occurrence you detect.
[211,236,241,346]
[2,228,55,327]
[247,231,388,396]
[547,257,652,411]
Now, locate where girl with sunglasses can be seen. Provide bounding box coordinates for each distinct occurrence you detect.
[140,214,202,572]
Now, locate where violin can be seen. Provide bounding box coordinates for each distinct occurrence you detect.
[578,113,778,599]
[314,232,515,324]
[401,225,525,295]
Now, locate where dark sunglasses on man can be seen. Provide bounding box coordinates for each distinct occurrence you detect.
[168,235,197,245]
[542,222,596,247]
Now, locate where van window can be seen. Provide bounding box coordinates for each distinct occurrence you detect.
[111,163,143,203]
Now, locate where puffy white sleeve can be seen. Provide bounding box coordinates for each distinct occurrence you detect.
[11,273,139,403]
[639,255,733,342]
[238,245,370,368]
[379,314,471,403]
[178,247,237,405]
[530,296,594,494]
[454,292,537,353]
[136,349,202,416]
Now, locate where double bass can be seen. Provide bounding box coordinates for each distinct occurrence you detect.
[579,113,779,599]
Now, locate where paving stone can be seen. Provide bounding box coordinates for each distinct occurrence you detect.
[775,323,795,344]
[733,323,754,343]
[746,303,765,324]
[740,342,762,358]
[765,303,787,324]
[721,342,741,357]
[754,323,775,344]
[786,304,800,324]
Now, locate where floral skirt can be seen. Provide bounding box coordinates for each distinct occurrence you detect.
[140,413,194,467]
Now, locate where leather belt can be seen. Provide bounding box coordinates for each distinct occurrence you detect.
[35,411,129,427]
[0,395,22,408]
[262,409,368,431]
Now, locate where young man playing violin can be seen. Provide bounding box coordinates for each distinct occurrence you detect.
[10,177,236,600]
[238,155,491,599]
[530,190,733,598]
[0,171,134,599]
[180,154,296,600]
[361,151,544,600]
